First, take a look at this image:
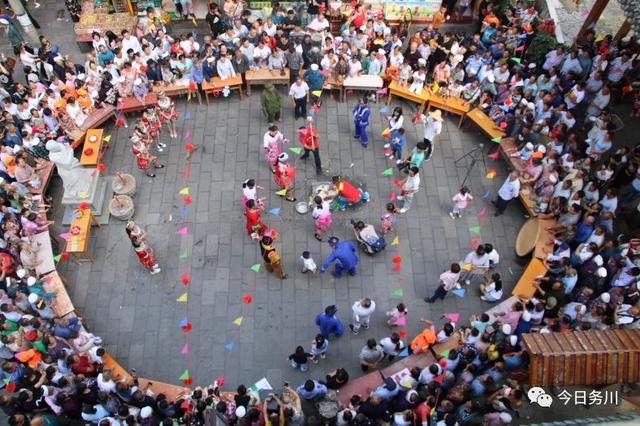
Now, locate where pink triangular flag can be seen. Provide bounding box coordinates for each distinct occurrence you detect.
[479,207,486,217]
[444,313,460,323]
[393,315,406,326]
[59,233,70,241]
[176,227,188,235]
[470,240,479,250]
[184,131,191,139]
[181,343,189,355]
[389,192,397,201]
[515,45,525,52]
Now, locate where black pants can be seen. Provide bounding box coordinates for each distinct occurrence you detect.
[427,285,448,302]
[495,195,510,214]
[423,138,433,160]
[301,148,322,173]
[294,97,307,119]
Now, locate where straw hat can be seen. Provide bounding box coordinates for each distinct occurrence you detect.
[429,109,443,121]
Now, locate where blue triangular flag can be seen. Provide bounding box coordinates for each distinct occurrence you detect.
[224,342,234,351]
[499,105,509,112]
[184,111,192,120]
[307,108,315,116]
[178,207,189,217]
[482,190,490,200]
[268,207,280,216]
[379,106,388,113]
[399,348,409,357]
[452,289,465,298]
[179,317,188,327]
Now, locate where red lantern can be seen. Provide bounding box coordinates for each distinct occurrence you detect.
[242,294,253,304]
[181,322,192,332]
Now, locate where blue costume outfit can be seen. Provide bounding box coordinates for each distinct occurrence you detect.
[315,311,344,338]
[353,103,371,147]
[320,241,359,277]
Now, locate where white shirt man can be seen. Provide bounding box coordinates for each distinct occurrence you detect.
[348,58,362,77]
[288,79,309,99]
[421,113,442,143]
[121,34,142,54]
[216,56,236,79]
[495,172,520,216]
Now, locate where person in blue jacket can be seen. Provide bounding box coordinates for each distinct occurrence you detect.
[320,237,359,277]
[315,305,344,338]
[353,97,371,147]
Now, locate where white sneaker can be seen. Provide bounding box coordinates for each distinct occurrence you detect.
[397,195,404,200]
[449,212,456,219]
[396,159,403,164]
[157,147,164,152]
[399,207,409,213]
[150,267,161,275]
[465,279,471,286]
[159,143,167,148]
[383,143,390,148]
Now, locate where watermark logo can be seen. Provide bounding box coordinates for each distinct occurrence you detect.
[528,387,553,407]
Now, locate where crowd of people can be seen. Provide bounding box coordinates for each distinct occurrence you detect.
[0,0,638,424]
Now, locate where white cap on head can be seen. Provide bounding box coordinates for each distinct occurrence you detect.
[140,406,153,419]
[509,335,518,346]
[27,277,37,286]
[502,324,512,335]
[278,152,288,162]
[597,267,608,278]
[28,293,39,304]
[601,292,611,303]
[525,142,534,150]
[236,406,246,418]
[16,269,26,278]
[593,255,603,266]
[310,63,319,71]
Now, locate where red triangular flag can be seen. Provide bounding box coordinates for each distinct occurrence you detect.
[488,150,500,160]
[392,263,401,272]
[469,240,479,250]
[389,192,397,201]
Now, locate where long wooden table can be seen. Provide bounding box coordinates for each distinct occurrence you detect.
[152,82,192,97]
[202,75,244,106]
[511,257,548,299]
[464,107,506,140]
[80,128,104,167]
[118,93,159,115]
[245,68,290,96]
[425,91,471,127]
[65,209,99,264]
[343,75,384,102]
[386,80,430,112]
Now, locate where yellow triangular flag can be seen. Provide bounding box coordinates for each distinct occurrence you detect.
[233,316,243,326]
[275,188,287,196]
[311,90,322,97]
[461,263,472,272]
[391,236,399,246]
[177,293,188,302]
[102,135,111,142]
[178,187,189,195]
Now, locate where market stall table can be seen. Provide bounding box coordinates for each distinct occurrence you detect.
[425,92,471,127]
[343,75,384,102]
[80,128,104,167]
[202,75,244,106]
[386,80,429,111]
[65,209,100,264]
[245,68,290,95]
[464,107,506,140]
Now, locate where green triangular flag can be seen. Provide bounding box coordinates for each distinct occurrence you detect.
[289,147,302,155]
[250,263,261,272]
[179,249,188,259]
[469,226,481,234]
[382,168,393,176]
[3,378,9,385]
[392,288,403,297]
[33,340,47,354]
[179,369,190,380]
[510,57,521,64]
[177,293,188,302]
[53,254,61,262]
[491,136,502,143]
[441,349,450,357]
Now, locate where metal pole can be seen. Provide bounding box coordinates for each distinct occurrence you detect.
[7,0,40,45]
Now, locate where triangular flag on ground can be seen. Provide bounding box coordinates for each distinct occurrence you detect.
[275,189,287,196]
[311,90,322,97]
[441,349,450,357]
[389,192,397,201]
[491,136,502,143]
[179,317,188,327]
[451,289,465,298]
[184,112,192,120]
[399,348,409,357]
[176,227,188,235]
[486,169,496,179]
[180,249,189,259]
[102,135,111,142]
[479,207,486,217]
[225,342,234,351]
[242,294,253,304]
[269,208,280,216]
[469,240,479,250]
[488,150,500,160]
[289,147,302,155]
[177,293,188,302]
[233,316,243,326]
[178,187,189,195]
[250,263,261,272]
[379,106,388,113]
[510,57,521,64]
[179,370,189,380]
[482,190,490,200]
[393,315,406,326]
[444,313,460,323]
[184,131,191,139]
[181,343,189,355]
[392,288,404,297]
[469,226,481,234]
[391,236,399,246]
[382,168,393,176]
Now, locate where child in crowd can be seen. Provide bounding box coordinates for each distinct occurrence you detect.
[409,67,427,94]
[450,186,473,219]
[380,202,398,235]
[310,334,329,364]
[386,302,407,327]
[388,127,406,160]
[300,250,318,273]
[398,60,412,88]
[242,178,265,211]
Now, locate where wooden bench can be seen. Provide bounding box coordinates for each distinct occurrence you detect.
[386,80,429,112]
[425,91,471,127]
[27,161,55,196]
[43,270,77,319]
[118,93,159,115]
[463,107,506,140]
[324,75,344,102]
[510,257,547,299]
[202,75,244,106]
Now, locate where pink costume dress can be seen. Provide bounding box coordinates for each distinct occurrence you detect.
[263,131,285,166]
[312,202,332,233]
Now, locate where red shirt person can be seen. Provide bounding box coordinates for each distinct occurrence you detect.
[298,119,322,174]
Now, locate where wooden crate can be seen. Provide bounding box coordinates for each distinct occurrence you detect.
[523,330,640,386]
